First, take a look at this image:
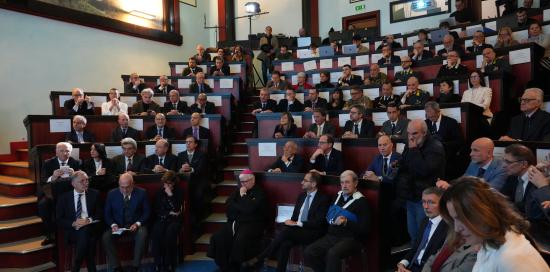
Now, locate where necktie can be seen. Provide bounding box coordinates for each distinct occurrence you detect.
[193,127,199,139]
[522,115,531,139]
[173,103,177,110]
[287,103,291,112]
[431,122,437,135]
[412,220,433,265]
[126,158,132,171]
[159,157,164,166]
[61,162,66,167]
[317,125,322,137]
[476,167,486,178]
[383,157,389,176]
[324,154,330,169]
[122,128,127,137]
[75,193,82,219]
[188,153,193,163]
[300,194,311,222]
[199,84,203,93]
[354,123,359,135]
[158,128,163,138]
[515,178,525,205]
[391,123,396,135]
[77,132,84,143]
[275,82,278,88]
[123,194,131,227]
[312,101,316,110]
[262,102,266,110]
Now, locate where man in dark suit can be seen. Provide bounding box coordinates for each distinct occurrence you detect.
[499,88,550,142]
[397,187,448,272]
[342,104,375,139]
[437,35,466,58]
[163,90,188,115]
[267,141,305,173]
[124,73,147,94]
[193,44,211,64]
[144,113,176,141]
[39,142,81,245]
[411,41,433,64]
[304,109,336,138]
[337,64,362,87]
[208,170,268,271]
[277,88,305,112]
[466,31,493,54]
[64,88,95,115]
[182,57,203,76]
[209,56,231,76]
[112,138,145,175]
[131,88,161,116]
[183,112,211,141]
[266,71,288,91]
[304,89,328,112]
[304,170,370,272]
[56,171,101,272]
[153,75,175,95]
[102,173,150,272]
[252,88,277,114]
[140,139,178,173]
[364,135,402,183]
[309,134,343,176]
[111,112,141,142]
[374,82,401,109]
[397,119,446,244]
[65,115,96,144]
[378,103,409,141]
[189,72,213,93]
[245,172,330,271]
[481,47,511,75]
[189,93,216,114]
[377,44,401,66]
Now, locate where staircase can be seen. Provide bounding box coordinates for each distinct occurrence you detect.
[0,145,56,271]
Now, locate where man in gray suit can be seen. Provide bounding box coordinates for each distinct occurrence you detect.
[304,109,336,138]
[112,138,145,175]
[436,137,507,191]
[378,102,409,141]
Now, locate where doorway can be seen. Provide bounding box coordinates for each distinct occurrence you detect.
[342,10,381,37]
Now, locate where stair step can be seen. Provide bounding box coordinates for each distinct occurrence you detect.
[0,162,29,168]
[224,154,248,166]
[15,149,29,162]
[222,167,245,180]
[204,213,227,223]
[229,142,248,153]
[0,195,37,220]
[215,180,238,196]
[0,217,42,243]
[0,236,54,268]
[0,175,35,197]
[0,261,55,272]
[0,162,30,179]
[211,196,228,204]
[184,251,212,261]
[195,233,212,245]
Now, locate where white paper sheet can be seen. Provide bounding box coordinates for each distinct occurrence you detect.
[509,48,531,65]
[312,73,321,84]
[441,107,462,123]
[291,75,298,85]
[379,67,388,75]
[476,54,484,68]
[105,146,123,159]
[175,65,186,74]
[205,78,214,87]
[178,79,192,89]
[49,119,71,133]
[485,21,497,31]
[394,50,409,58]
[352,70,364,78]
[544,101,550,112]
[128,119,143,131]
[419,83,434,96]
[58,95,73,107]
[435,44,444,53]
[319,91,330,100]
[544,9,550,22]
[371,53,382,63]
[453,80,460,94]
[275,205,295,223]
[89,96,106,107]
[342,89,351,101]
[152,97,166,105]
[145,145,156,157]
[292,115,303,128]
[464,39,473,48]
[338,113,350,127]
[406,109,425,120]
[536,149,550,163]
[407,36,418,46]
[486,35,498,46]
[394,85,407,96]
[270,93,285,102]
[303,60,318,71]
[208,96,223,107]
[338,57,351,67]
[493,147,505,160]
[319,59,333,69]
[513,30,528,41]
[219,79,233,89]
[70,148,79,160]
[229,64,241,74]
[333,142,342,151]
[258,142,277,157]
[396,143,405,154]
[363,88,380,100]
[172,143,187,156]
[297,49,313,59]
[120,96,136,105]
[199,65,207,73]
[330,72,341,83]
[281,62,294,72]
[394,65,404,73]
[181,96,195,105]
[374,40,383,49]
[200,117,209,129]
[296,93,305,104]
[372,112,389,126]
[355,54,370,66]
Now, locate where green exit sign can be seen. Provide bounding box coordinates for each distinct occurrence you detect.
[355,4,365,11]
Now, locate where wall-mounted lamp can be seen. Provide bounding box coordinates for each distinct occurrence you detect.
[245,2,261,14]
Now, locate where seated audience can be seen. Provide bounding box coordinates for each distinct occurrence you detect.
[377,44,401,66]
[416,30,432,46]
[377,34,403,50]
[379,103,409,141]
[252,88,277,115]
[182,57,203,76]
[411,41,434,63]
[111,112,140,142]
[145,113,176,141]
[55,171,101,272]
[400,77,430,109]
[309,134,343,176]
[528,162,550,222]
[343,85,373,110]
[141,139,178,173]
[65,88,95,115]
[522,0,534,8]
[436,79,461,104]
[245,171,329,271]
[39,142,81,245]
[337,64,362,87]
[189,72,213,93]
[330,40,341,55]
[267,140,304,173]
[363,135,402,183]
[373,82,401,109]
[437,35,465,58]
[208,170,268,271]
[112,137,145,175]
[275,44,293,60]
[82,143,114,178]
[183,112,211,141]
[466,31,493,54]
[304,109,336,138]
[310,43,320,58]
[277,88,305,112]
[481,47,511,75]
[327,89,345,111]
[315,71,335,89]
[231,45,245,62]
[304,88,328,111]
[193,44,211,64]
[516,7,537,28]
[461,70,493,119]
[364,63,388,85]
[65,115,95,144]
[131,88,161,116]
[522,22,550,55]
[101,88,128,116]
[440,176,549,271]
[352,34,369,53]
[266,70,288,91]
[209,56,230,76]
[494,26,519,49]
[163,90,188,115]
[216,47,225,60]
[397,187,448,272]
[449,0,472,24]
[394,56,419,83]
[436,51,469,78]
[124,72,146,94]
[154,75,175,95]
[342,104,375,139]
[190,93,216,114]
[499,88,550,141]
[273,112,298,139]
[304,170,370,272]
[151,171,184,272]
[102,173,150,272]
[293,72,314,91]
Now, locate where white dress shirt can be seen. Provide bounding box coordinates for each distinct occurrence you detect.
[73,190,90,220]
[400,215,443,267]
[461,86,493,117]
[101,101,128,115]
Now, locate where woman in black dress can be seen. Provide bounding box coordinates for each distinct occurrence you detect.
[82,143,114,190]
[273,112,297,138]
[327,89,345,111]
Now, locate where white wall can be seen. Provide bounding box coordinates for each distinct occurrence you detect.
[234,0,303,40]
[0,2,215,153]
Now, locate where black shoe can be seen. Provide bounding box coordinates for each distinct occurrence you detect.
[242,257,263,268]
[41,237,54,246]
[125,266,138,272]
[113,267,123,272]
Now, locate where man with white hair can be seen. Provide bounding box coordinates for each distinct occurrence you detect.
[39,142,81,245]
[111,112,140,142]
[499,88,550,141]
[153,75,175,95]
[112,137,145,175]
[64,87,95,115]
[141,139,178,173]
[65,115,96,144]
[163,90,188,115]
[436,34,465,58]
[189,72,213,93]
[193,44,211,64]
[131,88,161,116]
[208,169,268,271]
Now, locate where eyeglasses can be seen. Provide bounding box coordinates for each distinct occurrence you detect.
[518,98,537,103]
[470,75,480,79]
[503,159,524,165]
[318,141,328,144]
[302,179,312,183]
[185,140,195,144]
[350,92,360,95]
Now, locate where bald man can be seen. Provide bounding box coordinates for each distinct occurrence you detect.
[64,88,95,115]
[394,56,419,83]
[267,141,305,173]
[437,137,508,191]
[193,44,211,64]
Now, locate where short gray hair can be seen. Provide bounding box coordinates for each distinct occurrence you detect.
[424,101,441,112]
[56,142,73,152]
[73,115,87,125]
[524,88,544,102]
[340,170,358,182]
[121,137,137,149]
[71,170,88,183]
[141,88,154,97]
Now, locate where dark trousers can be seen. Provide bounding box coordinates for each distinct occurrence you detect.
[38,197,55,238]
[101,226,148,269]
[304,234,362,272]
[151,220,181,269]
[189,179,209,230]
[67,225,97,272]
[259,226,323,272]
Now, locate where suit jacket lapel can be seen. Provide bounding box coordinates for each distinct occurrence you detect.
[292,193,306,220]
